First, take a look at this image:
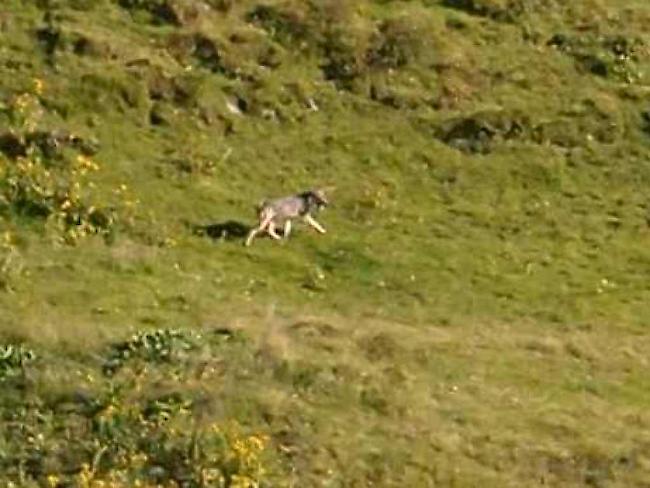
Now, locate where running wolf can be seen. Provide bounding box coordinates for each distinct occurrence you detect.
[244,189,329,246]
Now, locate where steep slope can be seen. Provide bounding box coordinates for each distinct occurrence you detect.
[1,0,650,485]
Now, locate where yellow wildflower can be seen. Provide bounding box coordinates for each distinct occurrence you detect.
[76,154,100,171]
[230,474,257,488]
[247,435,267,451]
[76,463,94,485]
[33,78,45,95]
[46,474,60,487]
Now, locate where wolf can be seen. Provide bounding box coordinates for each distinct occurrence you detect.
[244,189,329,247]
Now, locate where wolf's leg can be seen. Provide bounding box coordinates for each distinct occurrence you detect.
[245,227,259,246]
[304,214,326,234]
[245,212,273,246]
[245,224,266,246]
[268,221,282,240]
[283,219,292,239]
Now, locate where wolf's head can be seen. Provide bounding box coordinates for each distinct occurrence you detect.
[307,189,329,210]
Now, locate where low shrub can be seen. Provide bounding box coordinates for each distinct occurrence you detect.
[0,343,36,381]
[547,32,645,83]
[2,381,271,486]
[0,89,130,244]
[103,328,200,375]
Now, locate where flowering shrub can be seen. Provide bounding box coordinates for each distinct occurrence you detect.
[3,388,271,487]
[78,393,270,487]
[0,329,274,487]
[0,83,129,244]
[0,152,118,241]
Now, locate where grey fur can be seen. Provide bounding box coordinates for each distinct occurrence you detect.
[245,189,328,246]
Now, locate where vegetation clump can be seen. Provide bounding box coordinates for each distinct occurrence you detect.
[435,109,532,153]
[246,4,312,46]
[1,0,650,485]
[103,328,200,374]
[442,0,541,22]
[548,32,645,83]
[0,343,35,381]
[0,326,275,486]
[0,86,131,243]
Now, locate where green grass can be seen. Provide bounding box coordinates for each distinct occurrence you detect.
[1,0,650,485]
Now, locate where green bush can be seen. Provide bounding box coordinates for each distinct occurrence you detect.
[1,380,271,486]
[547,32,645,82]
[103,328,200,375]
[0,90,125,244]
[246,4,312,46]
[0,344,36,381]
[366,17,428,69]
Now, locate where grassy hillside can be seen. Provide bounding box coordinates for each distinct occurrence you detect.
[1,0,650,485]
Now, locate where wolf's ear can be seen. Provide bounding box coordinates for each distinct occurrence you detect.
[315,186,336,199]
[313,188,329,205]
